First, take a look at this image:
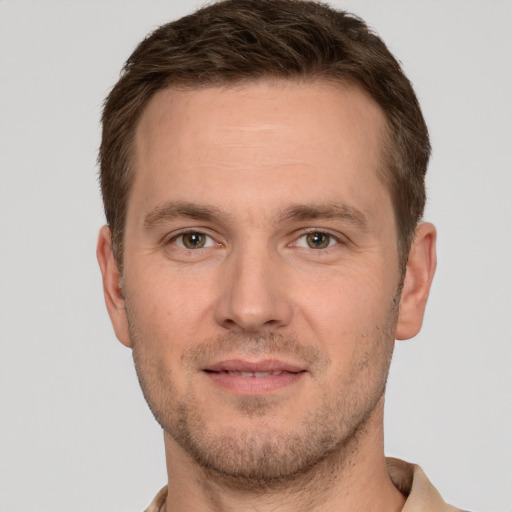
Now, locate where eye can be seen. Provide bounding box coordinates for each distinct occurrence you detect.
[172,232,216,249]
[295,231,338,249]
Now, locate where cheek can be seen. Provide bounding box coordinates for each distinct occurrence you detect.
[124,264,228,394]
[126,286,196,401]
[294,264,398,371]
[296,264,392,330]
[128,258,214,318]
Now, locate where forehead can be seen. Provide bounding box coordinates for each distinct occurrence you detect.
[130,80,391,227]
[135,79,386,164]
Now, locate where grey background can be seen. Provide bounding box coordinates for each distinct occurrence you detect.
[0,1,510,510]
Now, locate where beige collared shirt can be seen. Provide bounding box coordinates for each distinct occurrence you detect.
[145,458,464,512]
[386,458,463,512]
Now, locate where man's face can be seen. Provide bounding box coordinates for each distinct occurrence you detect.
[104,80,409,481]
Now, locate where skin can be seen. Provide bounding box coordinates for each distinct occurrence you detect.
[97,80,436,512]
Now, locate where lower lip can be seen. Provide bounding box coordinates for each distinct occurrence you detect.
[203,371,305,394]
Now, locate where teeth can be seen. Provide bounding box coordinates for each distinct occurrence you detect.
[226,370,283,377]
[254,371,271,377]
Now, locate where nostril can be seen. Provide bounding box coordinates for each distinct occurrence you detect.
[213,271,294,332]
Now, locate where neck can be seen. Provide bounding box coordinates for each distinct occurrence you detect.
[162,400,405,512]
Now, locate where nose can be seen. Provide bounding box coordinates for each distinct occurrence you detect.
[214,243,293,334]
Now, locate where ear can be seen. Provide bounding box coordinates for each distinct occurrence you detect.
[96,226,132,348]
[395,222,437,340]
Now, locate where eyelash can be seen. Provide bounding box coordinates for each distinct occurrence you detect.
[167,228,344,251]
[291,229,343,250]
[168,230,219,250]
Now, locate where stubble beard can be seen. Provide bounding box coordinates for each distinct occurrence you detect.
[128,303,398,491]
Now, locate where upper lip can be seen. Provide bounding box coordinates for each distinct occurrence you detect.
[204,359,305,373]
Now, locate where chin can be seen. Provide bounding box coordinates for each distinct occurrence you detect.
[155,387,381,489]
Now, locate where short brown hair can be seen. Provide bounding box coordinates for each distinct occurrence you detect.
[99,0,430,271]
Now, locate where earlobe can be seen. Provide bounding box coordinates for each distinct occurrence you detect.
[96,226,132,348]
[395,222,437,341]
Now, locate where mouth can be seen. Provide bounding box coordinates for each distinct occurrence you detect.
[208,370,288,377]
[202,359,307,394]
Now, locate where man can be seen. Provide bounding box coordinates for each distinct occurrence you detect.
[96,1,462,510]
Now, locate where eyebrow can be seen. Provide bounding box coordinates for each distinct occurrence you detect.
[277,203,370,231]
[143,200,369,232]
[143,201,224,229]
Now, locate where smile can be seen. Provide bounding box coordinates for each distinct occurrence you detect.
[216,370,286,377]
[202,359,307,394]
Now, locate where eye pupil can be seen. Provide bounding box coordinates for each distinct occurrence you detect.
[306,232,329,249]
[183,233,205,249]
